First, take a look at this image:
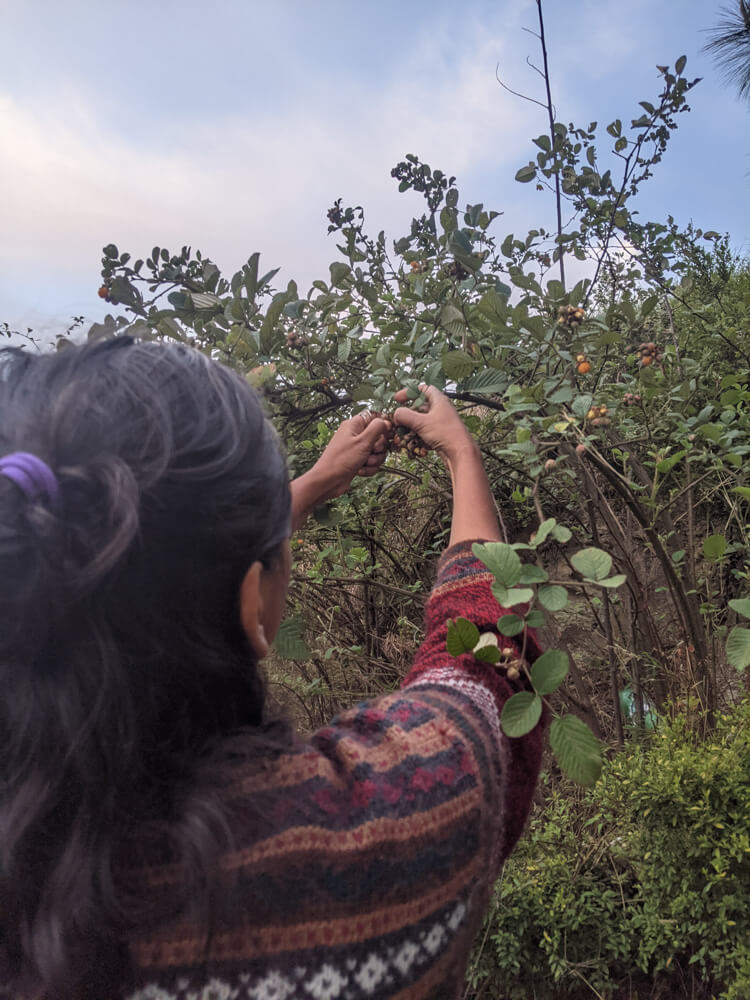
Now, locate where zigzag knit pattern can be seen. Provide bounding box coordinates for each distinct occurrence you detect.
[123,540,545,1000]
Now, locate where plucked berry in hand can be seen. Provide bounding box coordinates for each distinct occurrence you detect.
[386,423,429,458]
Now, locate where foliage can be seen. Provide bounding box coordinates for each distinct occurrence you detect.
[73,51,750,748]
[466,698,750,999]
[705,0,750,103]
[447,526,628,785]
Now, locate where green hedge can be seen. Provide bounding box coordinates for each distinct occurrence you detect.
[468,701,750,999]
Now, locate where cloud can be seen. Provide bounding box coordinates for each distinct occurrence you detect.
[0,7,533,325]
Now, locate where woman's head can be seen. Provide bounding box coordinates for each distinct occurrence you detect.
[0,336,292,995]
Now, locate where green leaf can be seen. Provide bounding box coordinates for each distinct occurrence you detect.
[531,649,569,695]
[473,542,521,587]
[501,692,543,738]
[549,715,602,786]
[538,585,568,611]
[519,564,549,584]
[703,535,727,561]
[733,487,750,501]
[515,164,537,183]
[329,262,351,287]
[570,547,613,581]
[474,644,501,664]
[498,614,525,637]
[461,369,507,394]
[532,518,557,547]
[504,588,534,607]
[446,617,480,656]
[551,523,572,543]
[726,627,750,671]
[274,617,311,660]
[491,582,510,605]
[597,575,627,588]
[525,609,546,628]
[441,350,475,380]
[656,450,686,474]
[729,598,750,620]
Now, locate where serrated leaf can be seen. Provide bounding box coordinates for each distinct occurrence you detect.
[473,542,521,587]
[729,598,750,620]
[461,368,507,394]
[498,614,524,637]
[570,547,613,581]
[441,350,475,380]
[446,617,481,656]
[538,585,568,611]
[597,574,627,588]
[501,692,542,738]
[274,617,311,660]
[726,627,750,671]
[531,649,569,695]
[549,715,602,785]
[519,564,549,584]
[703,534,727,561]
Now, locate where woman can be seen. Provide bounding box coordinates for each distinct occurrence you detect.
[0,337,543,999]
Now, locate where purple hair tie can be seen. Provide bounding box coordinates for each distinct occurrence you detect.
[0,452,60,506]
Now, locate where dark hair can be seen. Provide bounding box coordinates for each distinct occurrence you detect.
[0,337,292,997]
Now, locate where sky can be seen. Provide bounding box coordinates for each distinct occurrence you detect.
[1,0,748,343]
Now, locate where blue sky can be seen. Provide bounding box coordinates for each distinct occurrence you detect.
[1,0,748,341]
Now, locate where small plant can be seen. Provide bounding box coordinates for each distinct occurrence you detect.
[446,519,626,786]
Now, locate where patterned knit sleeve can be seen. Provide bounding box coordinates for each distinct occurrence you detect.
[401,538,546,864]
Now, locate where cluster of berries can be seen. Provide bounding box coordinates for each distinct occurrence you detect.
[498,646,524,681]
[586,404,610,428]
[285,329,309,350]
[387,425,430,458]
[576,353,591,375]
[558,305,585,328]
[622,391,642,406]
[444,259,469,280]
[409,260,425,274]
[636,341,662,367]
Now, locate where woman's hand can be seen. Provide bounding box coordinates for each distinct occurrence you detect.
[312,411,391,498]
[393,385,477,467]
[290,411,390,530]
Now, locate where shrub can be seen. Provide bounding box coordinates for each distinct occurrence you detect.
[468,699,750,999]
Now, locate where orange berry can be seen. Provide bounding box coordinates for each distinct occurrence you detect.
[98,285,109,298]
[641,355,653,366]
[576,354,586,363]
[577,361,591,374]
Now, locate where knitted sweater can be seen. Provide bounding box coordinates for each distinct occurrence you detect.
[123,540,545,1000]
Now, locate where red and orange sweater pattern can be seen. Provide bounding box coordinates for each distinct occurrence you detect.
[125,541,545,1000]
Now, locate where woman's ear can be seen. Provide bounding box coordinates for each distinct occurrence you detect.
[239,561,270,659]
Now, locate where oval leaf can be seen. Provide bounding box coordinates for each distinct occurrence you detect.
[729,598,750,620]
[570,547,613,581]
[498,614,524,637]
[531,518,557,547]
[538,585,568,611]
[703,534,727,561]
[726,626,750,672]
[525,609,547,628]
[446,617,480,656]
[549,714,602,786]
[501,692,543,738]
[597,574,627,588]
[531,649,569,695]
[504,588,534,608]
[519,563,549,584]
[474,644,501,664]
[473,542,521,588]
